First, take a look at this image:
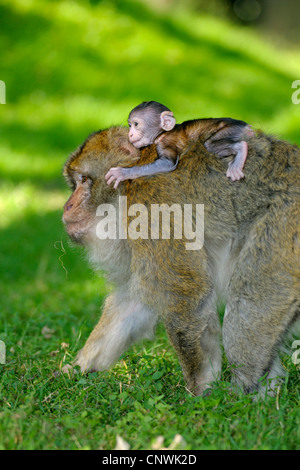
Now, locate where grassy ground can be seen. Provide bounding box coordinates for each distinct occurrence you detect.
[0,0,299,450]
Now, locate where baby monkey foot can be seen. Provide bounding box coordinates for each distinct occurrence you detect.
[226,140,248,181]
[226,164,245,181]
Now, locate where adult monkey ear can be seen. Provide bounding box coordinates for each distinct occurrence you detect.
[160,111,176,131]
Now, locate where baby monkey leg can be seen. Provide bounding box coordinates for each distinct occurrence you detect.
[205,122,254,181]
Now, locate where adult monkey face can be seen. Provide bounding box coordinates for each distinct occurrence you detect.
[63,172,94,242]
[63,128,140,243]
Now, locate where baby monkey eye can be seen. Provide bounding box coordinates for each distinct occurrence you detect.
[134,122,138,127]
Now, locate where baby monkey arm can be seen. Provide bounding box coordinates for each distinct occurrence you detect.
[105,156,178,189]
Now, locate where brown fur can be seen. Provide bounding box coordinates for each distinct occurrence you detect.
[63,126,300,395]
[155,118,252,161]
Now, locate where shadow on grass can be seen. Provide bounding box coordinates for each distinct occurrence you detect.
[0,0,296,120]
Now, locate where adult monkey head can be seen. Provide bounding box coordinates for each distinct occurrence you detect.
[62,125,300,397]
[63,128,140,243]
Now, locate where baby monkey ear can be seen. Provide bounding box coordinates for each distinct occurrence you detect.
[160,111,176,131]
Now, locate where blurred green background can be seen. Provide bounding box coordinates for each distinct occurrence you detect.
[0,0,300,450]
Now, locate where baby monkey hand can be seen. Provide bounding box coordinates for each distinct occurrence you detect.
[105,167,129,189]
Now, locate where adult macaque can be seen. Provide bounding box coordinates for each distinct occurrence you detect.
[105,101,254,188]
[63,125,300,396]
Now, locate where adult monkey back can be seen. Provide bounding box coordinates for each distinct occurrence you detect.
[62,126,300,395]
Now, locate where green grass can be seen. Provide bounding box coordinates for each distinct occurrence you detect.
[0,0,299,450]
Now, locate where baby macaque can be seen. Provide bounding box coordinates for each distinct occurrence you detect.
[105,101,255,188]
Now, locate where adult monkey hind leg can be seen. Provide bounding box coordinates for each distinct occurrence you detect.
[164,292,222,396]
[223,201,300,395]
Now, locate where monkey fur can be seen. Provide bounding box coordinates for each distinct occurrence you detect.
[63,126,300,395]
[106,101,253,187]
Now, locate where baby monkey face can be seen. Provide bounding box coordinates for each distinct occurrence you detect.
[128,116,151,148]
[128,106,168,148]
[128,104,176,149]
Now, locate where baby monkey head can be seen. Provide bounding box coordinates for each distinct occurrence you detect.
[128,101,176,148]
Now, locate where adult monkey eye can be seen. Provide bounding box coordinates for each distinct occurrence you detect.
[81,175,89,184]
